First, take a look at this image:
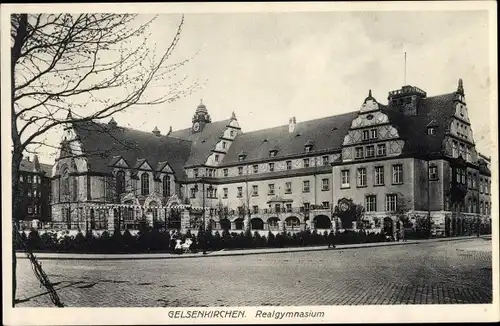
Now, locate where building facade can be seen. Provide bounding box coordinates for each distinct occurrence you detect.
[17,155,52,226]
[50,80,492,234]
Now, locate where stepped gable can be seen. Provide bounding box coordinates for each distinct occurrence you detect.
[20,156,52,176]
[169,119,231,167]
[222,111,358,165]
[72,121,191,180]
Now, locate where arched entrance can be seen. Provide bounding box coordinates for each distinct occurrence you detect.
[383,217,394,237]
[220,218,231,231]
[285,216,300,231]
[250,217,264,230]
[234,218,244,230]
[267,217,279,230]
[313,215,331,229]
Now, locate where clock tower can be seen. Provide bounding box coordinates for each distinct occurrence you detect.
[192,99,212,133]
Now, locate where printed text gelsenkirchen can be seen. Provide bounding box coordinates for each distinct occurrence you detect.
[168,310,245,319]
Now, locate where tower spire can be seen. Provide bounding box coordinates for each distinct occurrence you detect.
[457,78,464,95]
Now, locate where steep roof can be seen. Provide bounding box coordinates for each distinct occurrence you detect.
[381,93,457,156]
[222,111,357,165]
[20,156,52,176]
[169,119,231,167]
[72,121,191,180]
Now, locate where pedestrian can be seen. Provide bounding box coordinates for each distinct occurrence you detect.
[400,227,406,242]
[327,230,336,249]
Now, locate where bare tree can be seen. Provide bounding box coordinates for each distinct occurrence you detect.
[11,13,199,306]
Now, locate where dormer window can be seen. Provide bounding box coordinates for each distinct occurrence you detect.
[427,127,436,135]
[238,151,247,161]
[269,150,277,157]
[304,140,314,152]
[305,146,311,153]
[370,129,378,139]
[362,130,370,141]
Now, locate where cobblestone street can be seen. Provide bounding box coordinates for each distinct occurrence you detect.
[15,237,492,307]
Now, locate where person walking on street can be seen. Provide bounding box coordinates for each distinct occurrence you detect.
[327,230,336,249]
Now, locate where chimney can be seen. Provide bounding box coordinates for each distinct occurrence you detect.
[288,117,296,133]
[167,126,173,136]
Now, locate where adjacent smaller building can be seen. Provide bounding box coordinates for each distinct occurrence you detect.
[17,155,53,226]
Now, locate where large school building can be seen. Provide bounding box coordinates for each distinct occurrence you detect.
[50,79,492,236]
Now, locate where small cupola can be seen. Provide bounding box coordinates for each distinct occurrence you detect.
[152,126,161,136]
[108,117,117,127]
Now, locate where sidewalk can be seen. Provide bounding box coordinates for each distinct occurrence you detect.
[16,235,489,261]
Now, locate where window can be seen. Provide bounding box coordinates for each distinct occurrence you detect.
[355,147,364,159]
[140,173,150,195]
[194,168,199,178]
[459,143,465,157]
[28,175,33,183]
[363,130,370,140]
[285,182,292,194]
[116,170,125,196]
[357,168,367,187]
[207,187,214,198]
[20,175,23,183]
[252,185,258,196]
[223,188,228,198]
[163,175,171,197]
[190,187,196,198]
[28,190,32,197]
[269,163,275,172]
[377,144,386,157]
[467,171,472,187]
[222,141,227,149]
[304,202,310,211]
[230,130,235,137]
[452,141,458,157]
[392,164,403,184]
[322,156,329,165]
[253,165,259,174]
[341,170,350,188]
[322,178,329,191]
[322,201,330,209]
[207,169,214,177]
[238,167,243,175]
[268,184,275,195]
[385,194,397,211]
[366,195,377,212]
[303,158,310,168]
[480,201,484,214]
[238,155,245,162]
[479,178,484,193]
[374,166,385,186]
[270,150,277,157]
[286,161,292,170]
[303,180,310,193]
[427,127,436,135]
[472,173,477,189]
[237,187,243,198]
[214,154,219,162]
[36,175,41,184]
[274,204,281,213]
[305,146,311,153]
[366,145,375,158]
[370,129,378,139]
[28,206,33,214]
[253,205,259,214]
[223,168,228,177]
[286,203,292,212]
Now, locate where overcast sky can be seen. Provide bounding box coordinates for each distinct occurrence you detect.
[33,10,493,164]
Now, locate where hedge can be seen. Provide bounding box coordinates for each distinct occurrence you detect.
[16,228,392,254]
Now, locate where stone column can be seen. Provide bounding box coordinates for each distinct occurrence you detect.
[107,207,115,231]
[331,218,336,232]
[307,219,314,231]
[278,219,284,233]
[180,209,190,233]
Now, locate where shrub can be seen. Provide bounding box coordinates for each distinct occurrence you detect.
[27,229,41,250]
[267,231,276,248]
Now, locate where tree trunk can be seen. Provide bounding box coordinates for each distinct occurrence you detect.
[11,152,23,306]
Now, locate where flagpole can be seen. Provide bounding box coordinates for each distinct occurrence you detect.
[404,52,407,85]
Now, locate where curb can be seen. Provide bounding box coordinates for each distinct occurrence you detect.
[16,236,486,261]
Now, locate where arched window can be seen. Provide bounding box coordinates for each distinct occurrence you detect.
[141,173,150,195]
[61,166,69,200]
[116,170,125,196]
[163,175,171,197]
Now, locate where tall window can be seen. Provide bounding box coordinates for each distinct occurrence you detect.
[223,168,228,177]
[253,165,259,174]
[370,129,378,139]
[452,141,458,157]
[321,178,329,191]
[222,141,227,149]
[61,167,69,200]
[237,187,243,198]
[341,170,350,188]
[385,194,397,211]
[269,163,275,172]
[223,188,228,198]
[163,175,171,197]
[286,161,292,170]
[214,154,219,162]
[303,158,310,168]
[377,144,386,157]
[357,168,367,187]
[141,173,150,195]
[268,184,275,195]
[322,156,329,165]
[428,166,438,181]
[374,166,385,186]
[194,168,199,178]
[116,170,126,196]
[366,195,377,212]
[285,182,292,194]
[392,164,403,184]
[362,130,370,140]
[252,185,258,196]
[303,180,310,193]
[238,166,243,175]
[355,147,364,159]
[366,145,375,158]
[190,187,196,198]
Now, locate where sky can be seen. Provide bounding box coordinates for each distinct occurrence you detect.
[29,10,493,164]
